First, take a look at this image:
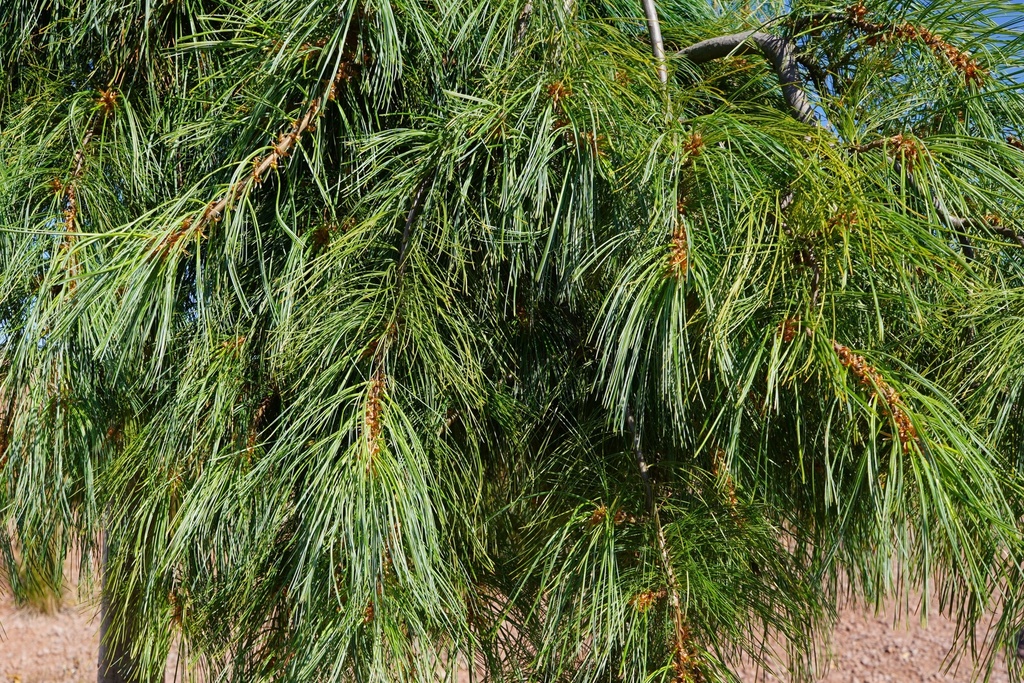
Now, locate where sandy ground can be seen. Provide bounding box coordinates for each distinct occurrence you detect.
[0,591,1014,682]
[0,597,96,683]
[733,603,1013,683]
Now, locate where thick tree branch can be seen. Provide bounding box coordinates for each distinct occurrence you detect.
[676,15,1003,259]
[515,1,532,44]
[797,53,828,95]
[955,231,976,260]
[675,31,816,124]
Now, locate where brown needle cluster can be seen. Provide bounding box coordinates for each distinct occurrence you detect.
[547,81,606,157]
[846,3,986,86]
[851,133,923,164]
[328,59,361,100]
[153,217,206,260]
[828,209,859,230]
[309,217,356,255]
[588,505,636,526]
[168,589,186,627]
[547,81,579,147]
[682,131,704,160]
[629,587,667,612]
[668,223,689,277]
[711,447,738,511]
[308,222,336,254]
[247,390,280,455]
[219,336,246,355]
[832,340,917,446]
[672,623,705,683]
[577,130,608,158]
[777,316,800,343]
[365,371,386,466]
[547,80,571,106]
[96,88,119,116]
[62,184,79,233]
[613,508,636,525]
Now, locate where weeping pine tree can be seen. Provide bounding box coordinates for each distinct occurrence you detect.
[2,0,1024,680]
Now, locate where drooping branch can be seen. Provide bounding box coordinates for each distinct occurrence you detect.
[988,223,1024,249]
[776,192,823,307]
[53,88,121,292]
[833,341,918,447]
[362,168,435,473]
[675,31,816,124]
[924,184,1024,251]
[396,171,435,280]
[149,56,361,261]
[854,138,1023,255]
[195,93,330,234]
[62,89,119,233]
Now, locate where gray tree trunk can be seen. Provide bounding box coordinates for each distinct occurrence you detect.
[97,540,139,683]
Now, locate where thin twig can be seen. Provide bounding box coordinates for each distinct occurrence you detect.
[69,128,96,182]
[641,0,668,84]
[805,247,821,308]
[849,137,892,154]
[626,409,654,512]
[786,12,845,35]
[894,157,1021,256]
[626,408,692,678]
[59,82,122,286]
[990,224,1024,249]
[396,171,435,280]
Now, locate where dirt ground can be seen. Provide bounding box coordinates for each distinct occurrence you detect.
[0,591,1014,682]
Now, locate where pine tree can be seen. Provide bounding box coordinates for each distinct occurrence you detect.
[2,0,1024,681]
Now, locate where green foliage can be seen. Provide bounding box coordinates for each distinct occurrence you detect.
[1,0,1024,680]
